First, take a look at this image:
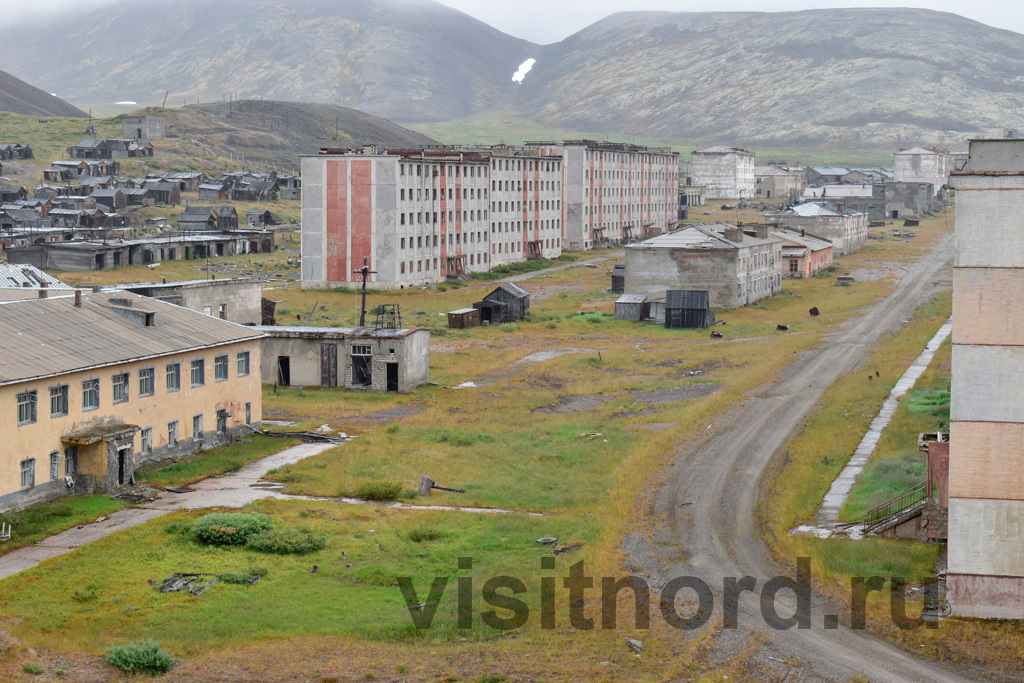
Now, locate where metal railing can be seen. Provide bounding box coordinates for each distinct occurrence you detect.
[862,481,927,532]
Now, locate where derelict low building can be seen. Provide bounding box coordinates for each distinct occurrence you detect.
[254,326,430,393]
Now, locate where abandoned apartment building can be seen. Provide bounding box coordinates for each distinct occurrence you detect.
[771,227,834,278]
[0,289,263,512]
[107,277,265,325]
[624,224,783,308]
[523,140,679,250]
[255,324,429,393]
[948,138,1024,618]
[689,146,756,199]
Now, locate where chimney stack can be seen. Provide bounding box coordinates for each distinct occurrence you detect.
[38,289,47,299]
[723,227,743,243]
[92,285,100,293]
[753,225,769,239]
[74,289,82,307]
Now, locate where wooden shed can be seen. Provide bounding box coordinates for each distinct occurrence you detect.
[610,263,625,294]
[473,283,530,324]
[614,293,647,321]
[447,307,480,329]
[664,290,715,329]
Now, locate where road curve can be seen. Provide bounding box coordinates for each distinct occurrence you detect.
[625,233,973,681]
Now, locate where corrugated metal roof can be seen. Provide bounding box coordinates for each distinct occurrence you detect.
[496,283,529,298]
[811,167,850,176]
[0,291,264,386]
[0,264,70,289]
[616,294,647,304]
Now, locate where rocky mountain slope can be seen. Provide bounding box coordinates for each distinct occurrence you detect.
[168,100,437,167]
[2,3,1023,147]
[0,0,532,124]
[513,8,1024,147]
[0,69,86,118]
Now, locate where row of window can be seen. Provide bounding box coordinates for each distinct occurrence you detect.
[586,186,671,197]
[491,239,559,254]
[400,252,491,274]
[492,158,559,172]
[400,163,487,178]
[399,231,488,251]
[584,150,673,164]
[585,203,669,215]
[15,352,250,426]
[585,168,676,180]
[400,187,488,202]
[399,209,486,226]
[490,179,560,193]
[492,200,561,213]
[17,403,253,489]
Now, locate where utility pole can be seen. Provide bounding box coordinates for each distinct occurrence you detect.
[353,256,377,327]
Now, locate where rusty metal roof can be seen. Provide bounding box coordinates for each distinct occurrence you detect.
[0,264,70,289]
[0,290,265,386]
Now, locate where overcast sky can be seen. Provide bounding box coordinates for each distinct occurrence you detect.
[2,0,1022,41]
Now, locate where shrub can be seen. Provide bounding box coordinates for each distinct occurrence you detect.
[190,512,273,547]
[407,526,444,543]
[23,663,44,675]
[498,323,518,333]
[354,481,403,500]
[246,527,326,554]
[105,639,174,675]
[161,520,190,535]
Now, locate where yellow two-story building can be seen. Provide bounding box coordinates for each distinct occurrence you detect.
[0,289,265,512]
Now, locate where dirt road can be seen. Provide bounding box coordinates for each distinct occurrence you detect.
[625,232,972,681]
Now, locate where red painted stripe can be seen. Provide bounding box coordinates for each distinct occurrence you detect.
[350,160,373,275]
[325,159,348,282]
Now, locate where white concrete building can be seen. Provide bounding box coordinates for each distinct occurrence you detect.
[948,138,1024,619]
[690,146,755,199]
[765,202,868,256]
[527,140,679,251]
[893,147,951,197]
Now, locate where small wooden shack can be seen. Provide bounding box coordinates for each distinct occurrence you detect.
[614,293,647,321]
[473,283,530,324]
[664,290,714,329]
[447,307,480,329]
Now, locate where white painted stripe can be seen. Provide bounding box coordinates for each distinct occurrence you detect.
[814,317,953,522]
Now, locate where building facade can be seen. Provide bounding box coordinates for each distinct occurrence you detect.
[624,224,783,308]
[122,115,165,140]
[754,166,806,202]
[948,138,1024,618]
[527,140,679,251]
[690,147,755,199]
[302,149,493,289]
[893,147,951,196]
[0,290,263,512]
[771,228,834,278]
[765,202,868,256]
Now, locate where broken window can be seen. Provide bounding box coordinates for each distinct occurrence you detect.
[50,384,68,417]
[50,452,59,480]
[168,421,179,446]
[16,390,36,425]
[112,372,130,404]
[191,359,205,387]
[245,402,252,425]
[193,414,204,439]
[82,379,100,411]
[141,427,152,454]
[214,355,229,382]
[237,351,250,377]
[351,345,373,387]
[139,368,154,397]
[166,363,181,392]
[20,458,34,488]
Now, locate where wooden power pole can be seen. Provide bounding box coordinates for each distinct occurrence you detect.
[353,256,377,327]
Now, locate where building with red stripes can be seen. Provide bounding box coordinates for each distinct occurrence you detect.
[526,140,679,251]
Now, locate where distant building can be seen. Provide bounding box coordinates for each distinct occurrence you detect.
[624,224,783,308]
[893,147,951,196]
[0,290,263,511]
[690,147,755,199]
[805,167,850,187]
[111,278,263,325]
[754,166,805,201]
[526,140,678,249]
[770,227,833,278]
[122,115,165,140]
[473,283,530,324]
[765,202,867,255]
[947,138,1024,619]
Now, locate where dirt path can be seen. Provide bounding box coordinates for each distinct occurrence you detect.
[624,233,973,681]
[498,251,621,284]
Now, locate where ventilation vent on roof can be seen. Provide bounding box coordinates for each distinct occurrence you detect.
[109,297,132,307]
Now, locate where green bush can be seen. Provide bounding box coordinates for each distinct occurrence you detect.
[23,662,44,675]
[105,639,174,674]
[190,512,273,547]
[407,526,444,543]
[498,323,518,333]
[354,481,403,500]
[246,527,326,555]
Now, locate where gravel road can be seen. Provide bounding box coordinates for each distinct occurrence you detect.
[624,232,975,681]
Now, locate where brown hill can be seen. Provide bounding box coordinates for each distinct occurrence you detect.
[0,69,86,118]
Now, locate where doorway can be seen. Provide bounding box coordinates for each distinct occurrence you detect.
[277,356,291,385]
[890,210,899,219]
[353,357,372,386]
[117,446,130,486]
[386,363,399,392]
[320,344,338,387]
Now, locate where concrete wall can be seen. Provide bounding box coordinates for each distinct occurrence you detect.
[894,150,950,196]
[766,213,867,256]
[0,339,262,511]
[691,151,755,199]
[487,153,562,265]
[947,143,1024,618]
[122,116,165,140]
[129,280,262,325]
